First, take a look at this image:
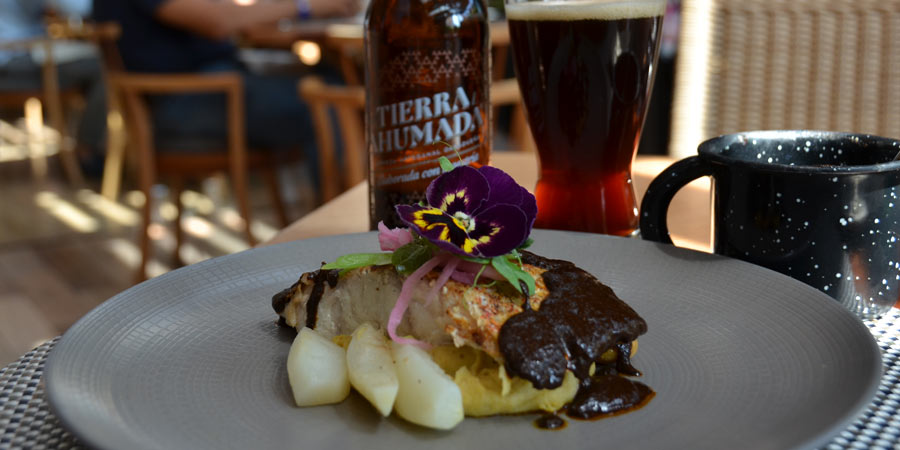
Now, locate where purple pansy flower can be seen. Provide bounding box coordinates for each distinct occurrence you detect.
[396,165,536,258]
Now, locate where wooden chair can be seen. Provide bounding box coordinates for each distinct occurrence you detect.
[92,23,296,282]
[298,76,365,202]
[670,0,900,158]
[298,76,534,202]
[0,32,87,185]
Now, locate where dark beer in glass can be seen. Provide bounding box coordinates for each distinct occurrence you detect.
[506,0,664,235]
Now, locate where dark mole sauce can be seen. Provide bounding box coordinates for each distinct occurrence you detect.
[567,374,655,420]
[271,266,339,328]
[502,252,654,425]
[535,413,566,430]
[273,254,652,427]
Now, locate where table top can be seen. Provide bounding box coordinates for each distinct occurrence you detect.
[4,151,900,449]
[3,310,899,449]
[266,151,712,251]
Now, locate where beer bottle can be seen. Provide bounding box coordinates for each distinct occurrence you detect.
[364,0,491,229]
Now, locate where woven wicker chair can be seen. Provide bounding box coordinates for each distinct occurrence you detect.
[669,0,900,158]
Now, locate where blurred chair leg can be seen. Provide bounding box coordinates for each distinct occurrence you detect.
[134,111,155,283]
[56,129,84,186]
[24,97,49,182]
[299,77,340,203]
[172,178,185,267]
[230,167,256,247]
[101,109,127,200]
[224,75,255,246]
[262,166,290,228]
[136,185,151,284]
[41,40,84,186]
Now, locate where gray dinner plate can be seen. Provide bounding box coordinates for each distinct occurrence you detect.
[45,230,882,450]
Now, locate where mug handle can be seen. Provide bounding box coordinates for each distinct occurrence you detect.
[639,156,714,244]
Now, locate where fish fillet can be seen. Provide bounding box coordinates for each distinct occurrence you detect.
[272,263,549,359]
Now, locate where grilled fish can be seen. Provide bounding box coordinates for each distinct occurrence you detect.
[272,262,549,360]
[271,251,647,375]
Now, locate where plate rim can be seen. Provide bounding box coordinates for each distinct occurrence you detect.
[44,231,885,450]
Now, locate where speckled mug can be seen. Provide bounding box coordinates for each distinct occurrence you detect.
[640,130,900,319]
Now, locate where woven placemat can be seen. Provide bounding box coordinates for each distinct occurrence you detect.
[0,337,79,450]
[3,311,900,450]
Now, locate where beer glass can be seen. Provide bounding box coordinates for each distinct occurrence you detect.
[506,0,665,235]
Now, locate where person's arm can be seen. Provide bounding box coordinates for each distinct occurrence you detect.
[46,0,92,17]
[155,0,359,40]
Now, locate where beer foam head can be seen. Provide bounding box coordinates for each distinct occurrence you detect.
[505,0,665,21]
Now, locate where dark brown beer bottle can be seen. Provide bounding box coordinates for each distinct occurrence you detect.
[364,0,491,229]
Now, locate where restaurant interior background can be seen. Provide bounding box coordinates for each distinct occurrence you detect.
[3,0,899,370]
[0,0,678,367]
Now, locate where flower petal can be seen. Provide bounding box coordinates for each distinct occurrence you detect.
[469,204,529,257]
[478,166,522,207]
[478,166,537,227]
[426,165,489,215]
[396,204,472,256]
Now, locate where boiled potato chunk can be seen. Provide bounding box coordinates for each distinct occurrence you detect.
[287,327,350,406]
[346,323,398,416]
[392,341,464,430]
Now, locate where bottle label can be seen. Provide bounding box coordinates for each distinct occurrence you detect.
[370,48,487,189]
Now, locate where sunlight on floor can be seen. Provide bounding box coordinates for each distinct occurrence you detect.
[0,116,61,163]
[34,190,100,233]
[3,110,304,282]
[22,183,286,280]
[184,215,249,254]
[0,106,317,367]
[75,189,139,226]
[105,237,172,279]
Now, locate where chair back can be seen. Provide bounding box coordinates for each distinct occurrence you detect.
[670,0,900,158]
[298,76,365,202]
[299,76,534,203]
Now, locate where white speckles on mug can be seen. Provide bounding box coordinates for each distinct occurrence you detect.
[640,131,900,319]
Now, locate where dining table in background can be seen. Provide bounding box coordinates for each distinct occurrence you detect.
[240,17,512,85]
[2,152,900,449]
[241,17,510,51]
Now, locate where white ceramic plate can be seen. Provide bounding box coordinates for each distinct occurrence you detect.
[45,230,882,450]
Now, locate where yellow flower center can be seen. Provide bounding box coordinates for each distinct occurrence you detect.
[452,211,476,232]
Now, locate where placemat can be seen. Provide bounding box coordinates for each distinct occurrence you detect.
[2,310,900,450]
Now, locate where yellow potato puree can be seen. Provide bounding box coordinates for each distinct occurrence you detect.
[332,334,637,417]
[430,346,578,416]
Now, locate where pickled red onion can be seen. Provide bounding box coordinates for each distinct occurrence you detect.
[386,254,510,347]
[449,271,477,284]
[455,261,503,281]
[377,221,414,251]
[387,254,448,348]
[425,257,459,306]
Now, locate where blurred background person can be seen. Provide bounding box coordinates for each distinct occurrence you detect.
[91,0,360,193]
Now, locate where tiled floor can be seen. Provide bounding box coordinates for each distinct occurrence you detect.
[0,156,317,366]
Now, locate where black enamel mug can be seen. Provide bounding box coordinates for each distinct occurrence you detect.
[640,130,900,319]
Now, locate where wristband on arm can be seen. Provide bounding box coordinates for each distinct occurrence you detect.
[296,0,312,20]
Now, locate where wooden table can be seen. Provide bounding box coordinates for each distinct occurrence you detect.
[242,18,512,85]
[266,152,712,251]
